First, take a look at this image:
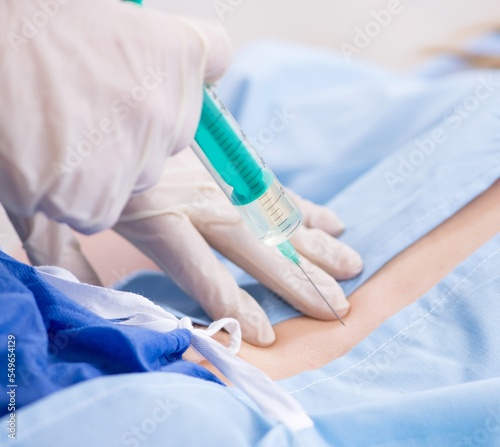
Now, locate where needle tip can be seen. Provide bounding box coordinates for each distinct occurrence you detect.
[296,262,346,326]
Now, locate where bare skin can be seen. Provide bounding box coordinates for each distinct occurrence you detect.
[10,180,499,382]
[196,179,500,382]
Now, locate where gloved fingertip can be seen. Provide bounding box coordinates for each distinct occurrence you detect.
[241,316,276,347]
[323,284,350,321]
[237,291,276,347]
[334,248,364,280]
[244,324,276,347]
[181,18,233,83]
[346,252,364,276]
[334,298,351,320]
[310,208,345,236]
[287,258,351,321]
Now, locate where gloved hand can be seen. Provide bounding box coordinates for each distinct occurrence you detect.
[114,148,363,346]
[6,212,101,286]
[0,0,231,233]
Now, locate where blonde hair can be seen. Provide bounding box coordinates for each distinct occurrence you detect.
[430,24,500,69]
[455,52,500,69]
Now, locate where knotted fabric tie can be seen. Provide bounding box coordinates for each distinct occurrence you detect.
[37,266,313,431]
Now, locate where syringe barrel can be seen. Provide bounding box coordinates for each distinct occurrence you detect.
[191,87,302,246]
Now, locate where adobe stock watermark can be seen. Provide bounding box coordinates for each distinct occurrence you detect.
[52,66,168,177]
[261,290,285,315]
[454,406,500,447]
[8,323,79,393]
[213,0,244,22]
[384,74,500,191]
[244,290,287,329]
[190,182,221,212]
[339,0,412,63]
[248,105,297,152]
[196,105,296,194]
[120,396,179,446]
[6,0,71,53]
[347,297,440,395]
[348,338,405,395]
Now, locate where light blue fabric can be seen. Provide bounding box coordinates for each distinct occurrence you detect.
[2,39,500,446]
[6,235,500,446]
[285,234,500,447]
[117,37,500,324]
[114,270,302,326]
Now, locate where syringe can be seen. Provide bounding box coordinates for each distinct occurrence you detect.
[191,87,345,325]
[120,0,344,324]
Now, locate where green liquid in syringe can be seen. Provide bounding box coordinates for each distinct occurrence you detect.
[194,89,272,206]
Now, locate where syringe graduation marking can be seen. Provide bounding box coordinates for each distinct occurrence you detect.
[210,112,266,197]
[193,87,308,292]
[194,87,275,205]
[265,196,282,211]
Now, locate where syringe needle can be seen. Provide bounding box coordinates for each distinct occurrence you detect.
[296,262,346,326]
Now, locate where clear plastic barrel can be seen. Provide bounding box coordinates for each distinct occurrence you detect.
[191,87,303,246]
[237,178,303,246]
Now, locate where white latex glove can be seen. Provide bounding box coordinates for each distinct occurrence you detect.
[0,0,231,233]
[6,212,101,286]
[114,149,364,346]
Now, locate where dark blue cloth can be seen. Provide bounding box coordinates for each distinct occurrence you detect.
[0,250,221,417]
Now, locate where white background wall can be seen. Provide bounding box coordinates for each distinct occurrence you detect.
[146,0,500,69]
[1,0,499,256]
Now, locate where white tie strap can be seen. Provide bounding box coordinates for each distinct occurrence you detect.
[36,266,313,432]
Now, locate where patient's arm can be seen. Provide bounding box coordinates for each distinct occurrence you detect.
[200,179,500,381]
